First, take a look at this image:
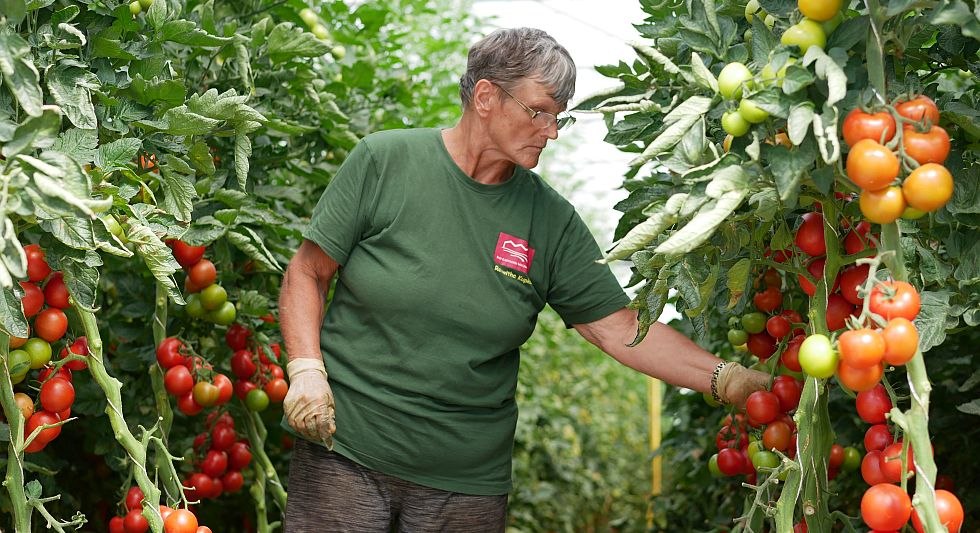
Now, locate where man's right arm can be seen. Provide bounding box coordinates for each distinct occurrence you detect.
[279,239,340,362]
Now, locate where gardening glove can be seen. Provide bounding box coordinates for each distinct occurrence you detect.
[715,362,771,409]
[284,357,336,449]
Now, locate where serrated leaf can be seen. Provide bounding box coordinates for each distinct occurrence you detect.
[39,215,95,250]
[787,103,814,146]
[45,64,99,129]
[53,128,98,163]
[2,105,62,159]
[95,138,142,173]
[61,259,99,310]
[600,204,680,263]
[234,127,252,190]
[21,151,98,217]
[127,222,184,304]
[187,141,216,177]
[0,33,43,117]
[158,167,197,223]
[267,22,333,64]
[226,229,282,272]
[137,106,222,136]
[727,258,751,308]
[656,190,746,255]
[0,218,27,285]
[145,0,171,30]
[914,290,952,352]
[160,20,231,47]
[0,285,29,337]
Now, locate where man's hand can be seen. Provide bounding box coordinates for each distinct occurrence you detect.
[716,362,771,408]
[284,358,336,448]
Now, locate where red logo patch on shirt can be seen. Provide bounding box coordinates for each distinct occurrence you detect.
[494,232,535,274]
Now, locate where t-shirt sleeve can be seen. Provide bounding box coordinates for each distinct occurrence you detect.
[546,211,630,326]
[302,140,379,265]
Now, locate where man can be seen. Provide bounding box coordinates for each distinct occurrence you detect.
[279,27,768,532]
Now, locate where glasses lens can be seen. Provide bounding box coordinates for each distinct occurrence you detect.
[531,113,555,129]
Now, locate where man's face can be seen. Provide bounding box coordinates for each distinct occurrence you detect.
[488,79,562,169]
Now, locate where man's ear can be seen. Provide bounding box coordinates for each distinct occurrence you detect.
[471,79,497,118]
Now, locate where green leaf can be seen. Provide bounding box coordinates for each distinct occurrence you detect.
[629,96,713,167]
[0,0,27,25]
[599,198,684,263]
[145,0,171,30]
[136,106,222,136]
[267,22,333,64]
[780,65,816,94]
[226,229,283,272]
[949,165,979,214]
[60,256,99,310]
[750,18,778,65]
[0,32,43,117]
[726,258,751,308]
[127,222,184,304]
[826,15,868,51]
[130,76,186,108]
[0,218,27,286]
[811,106,841,164]
[157,166,198,223]
[801,46,847,106]
[957,399,980,416]
[160,20,231,47]
[787,103,814,146]
[188,141,216,177]
[45,64,99,130]
[764,144,812,204]
[689,52,718,93]
[234,126,253,190]
[95,138,142,173]
[656,189,746,255]
[0,285,29,338]
[39,214,95,250]
[2,105,62,159]
[90,36,139,61]
[53,128,98,163]
[21,151,100,217]
[915,290,952,352]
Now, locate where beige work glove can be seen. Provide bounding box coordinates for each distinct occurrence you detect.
[284,358,336,449]
[715,362,771,408]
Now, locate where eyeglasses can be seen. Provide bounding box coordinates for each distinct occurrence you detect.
[493,83,575,130]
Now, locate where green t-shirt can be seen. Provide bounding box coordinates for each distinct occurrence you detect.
[301,128,629,495]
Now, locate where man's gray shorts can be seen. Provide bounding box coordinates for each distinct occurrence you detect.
[285,438,508,532]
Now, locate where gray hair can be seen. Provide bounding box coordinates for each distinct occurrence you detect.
[460,28,576,109]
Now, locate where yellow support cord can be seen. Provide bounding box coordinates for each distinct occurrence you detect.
[646,377,662,527]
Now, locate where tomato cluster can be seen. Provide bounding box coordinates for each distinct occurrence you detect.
[157,337,234,415]
[108,486,212,533]
[167,240,237,326]
[227,325,288,412]
[844,96,955,224]
[853,384,965,532]
[185,411,252,502]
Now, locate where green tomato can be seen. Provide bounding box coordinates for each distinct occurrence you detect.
[722,110,751,137]
[7,349,31,379]
[780,19,826,53]
[208,301,237,326]
[200,283,228,311]
[139,0,153,8]
[741,312,767,334]
[901,206,927,219]
[331,46,347,60]
[747,440,765,457]
[738,99,770,124]
[751,450,780,470]
[311,23,330,41]
[299,8,319,27]
[764,14,776,29]
[185,293,206,318]
[708,454,723,477]
[761,58,796,81]
[24,338,52,369]
[717,62,753,99]
[841,446,862,472]
[798,334,838,378]
[744,0,762,22]
[129,0,142,15]
[728,328,749,345]
[245,388,270,412]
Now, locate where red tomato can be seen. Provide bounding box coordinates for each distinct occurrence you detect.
[24,244,52,282]
[59,337,89,371]
[869,281,920,321]
[211,424,237,451]
[842,109,896,147]
[895,95,940,126]
[43,272,70,309]
[125,486,144,511]
[234,379,258,400]
[227,441,253,471]
[838,328,886,369]
[881,318,918,365]
[911,490,964,533]
[902,125,950,165]
[825,294,855,332]
[164,365,194,396]
[25,411,61,444]
[201,450,228,478]
[225,324,252,351]
[110,516,125,533]
[847,139,900,191]
[221,470,245,493]
[156,337,187,369]
[844,221,875,255]
[124,508,149,533]
[187,258,217,289]
[753,286,782,312]
[839,264,870,305]
[163,508,198,533]
[880,441,914,483]
[38,365,72,383]
[177,391,204,416]
[39,377,75,413]
[213,373,234,405]
[762,420,792,452]
[860,483,912,531]
[861,451,889,485]
[34,307,68,343]
[856,384,892,424]
[794,212,826,257]
[838,360,883,392]
[865,424,894,452]
[171,241,206,269]
[781,334,805,373]
[771,375,802,413]
[746,391,781,426]
[766,315,791,339]
[746,332,778,360]
[717,448,745,476]
[264,378,289,403]
[20,281,44,317]
[231,349,257,379]
[798,258,840,297]
[828,443,845,469]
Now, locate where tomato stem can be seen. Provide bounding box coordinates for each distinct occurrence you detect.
[242,409,288,531]
[0,331,33,532]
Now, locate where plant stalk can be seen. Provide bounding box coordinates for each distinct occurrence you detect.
[0,331,32,532]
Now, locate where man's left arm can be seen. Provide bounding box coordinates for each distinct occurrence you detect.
[573,307,770,408]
